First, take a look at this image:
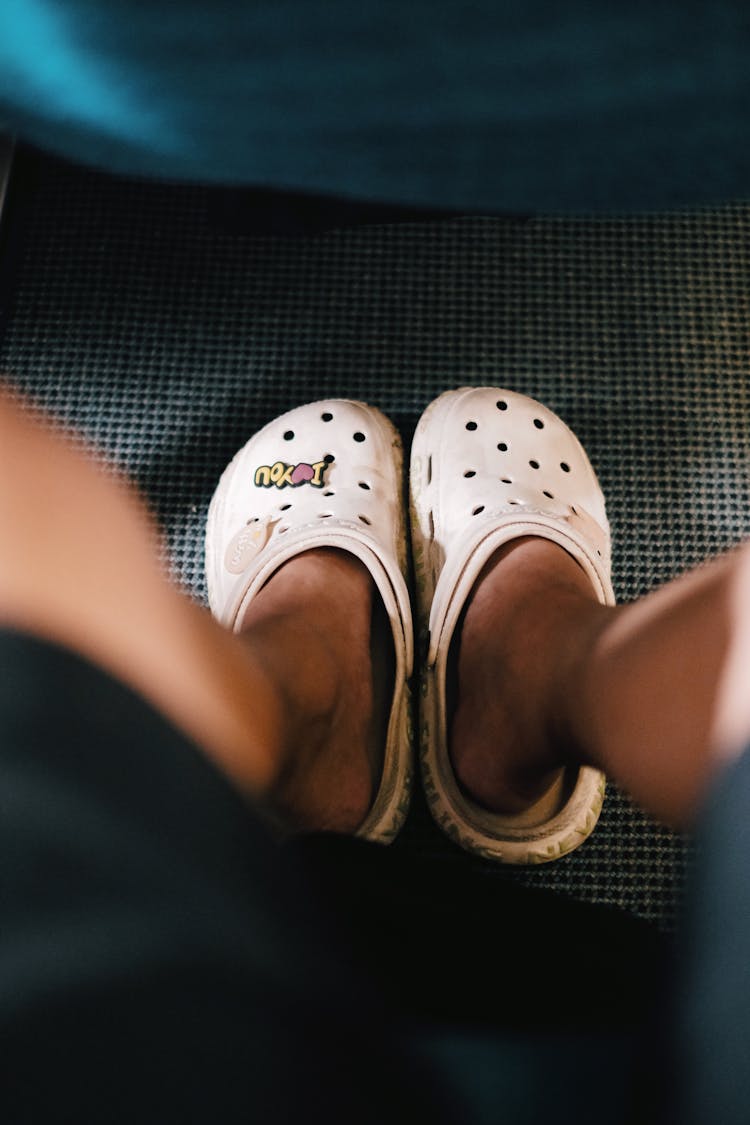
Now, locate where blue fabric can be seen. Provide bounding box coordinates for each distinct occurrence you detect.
[0,631,437,1124]
[0,630,667,1124]
[1,2,750,211]
[679,745,750,1125]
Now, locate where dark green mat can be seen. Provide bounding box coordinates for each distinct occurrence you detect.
[3,147,747,930]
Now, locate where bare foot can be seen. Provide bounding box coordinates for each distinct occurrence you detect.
[238,549,392,834]
[449,537,608,817]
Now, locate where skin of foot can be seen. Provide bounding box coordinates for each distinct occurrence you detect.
[449,536,607,818]
[238,548,391,835]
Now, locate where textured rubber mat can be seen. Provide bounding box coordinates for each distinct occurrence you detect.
[2,148,748,930]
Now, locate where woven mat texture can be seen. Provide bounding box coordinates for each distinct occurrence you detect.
[2,150,748,931]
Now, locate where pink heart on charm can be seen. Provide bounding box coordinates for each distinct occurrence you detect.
[290,462,314,485]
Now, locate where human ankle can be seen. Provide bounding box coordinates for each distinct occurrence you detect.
[240,548,372,696]
[450,537,605,813]
[237,549,380,828]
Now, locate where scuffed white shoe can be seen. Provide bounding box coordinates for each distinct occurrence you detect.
[206,399,413,843]
[410,387,614,864]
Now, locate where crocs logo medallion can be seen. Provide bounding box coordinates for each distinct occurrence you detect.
[224,519,271,574]
[254,460,327,489]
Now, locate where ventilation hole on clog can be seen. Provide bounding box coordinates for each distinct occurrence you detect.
[246,517,259,524]
[353,431,366,443]
[427,455,432,484]
[571,505,578,515]
[466,421,478,431]
[508,499,519,505]
[324,453,335,464]
[496,400,508,411]
[358,514,371,526]
[542,490,554,500]
[358,481,370,490]
[321,412,333,422]
[319,512,333,519]
[534,418,545,429]
[280,503,292,511]
[501,477,513,484]
[283,430,294,441]
[597,549,602,557]
[497,442,508,452]
[529,460,540,470]
[464,469,476,478]
[428,511,434,538]
[472,505,485,515]
[561,462,571,473]
[278,526,289,534]
[323,490,334,497]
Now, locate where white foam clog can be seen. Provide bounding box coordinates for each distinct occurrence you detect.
[410,387,614,864]
[206,399,414,844]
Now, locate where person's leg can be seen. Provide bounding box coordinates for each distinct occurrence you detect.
[451,534,750,827]
[0,388,448,1124]
[0,388,381,832]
